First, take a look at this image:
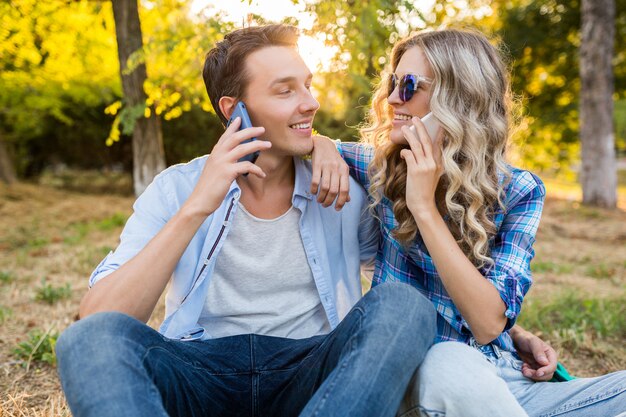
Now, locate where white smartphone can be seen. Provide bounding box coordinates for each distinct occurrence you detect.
[409,112,441,142]
[421,112,441,142]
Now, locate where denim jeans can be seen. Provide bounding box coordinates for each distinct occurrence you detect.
[398,341,626,417]
[56,282,436,417]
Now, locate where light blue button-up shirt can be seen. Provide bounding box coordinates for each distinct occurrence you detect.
[90,156,378,340]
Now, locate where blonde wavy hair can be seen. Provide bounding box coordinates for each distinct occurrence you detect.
[362,29,513,269]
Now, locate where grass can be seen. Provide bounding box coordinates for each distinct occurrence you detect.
[531,260,574,274]
[63,213,127,245]
[0,270,16,283]
[518,293,625,349]
[34,279,72,305]
[0,305,12,324]
[584,263,618,279]
[1,178,625,414]
[13,328,60,370]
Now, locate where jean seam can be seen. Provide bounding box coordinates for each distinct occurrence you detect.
[256,338,326,373]
[537,384,626,417]
[142,346,249,376]
[309,311,363,417]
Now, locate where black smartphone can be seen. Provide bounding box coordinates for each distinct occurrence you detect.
[226,101,260,164]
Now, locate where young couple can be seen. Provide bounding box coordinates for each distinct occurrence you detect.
[56,24,625,417]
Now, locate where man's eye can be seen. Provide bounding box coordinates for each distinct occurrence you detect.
[279,89,292,95]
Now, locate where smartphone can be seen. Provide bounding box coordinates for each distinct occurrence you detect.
[421,112,441,142]
[226,101,260,164]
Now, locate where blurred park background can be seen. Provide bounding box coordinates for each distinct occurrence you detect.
[0,0,625,415]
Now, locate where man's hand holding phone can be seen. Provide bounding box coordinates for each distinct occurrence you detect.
[182,117,270,218]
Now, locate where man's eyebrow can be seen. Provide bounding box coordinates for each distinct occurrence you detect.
[269,73,313,87]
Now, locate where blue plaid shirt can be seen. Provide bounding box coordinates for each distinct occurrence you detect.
[337,142,545,352]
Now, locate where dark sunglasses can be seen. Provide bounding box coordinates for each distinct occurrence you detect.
[387,73,433,102]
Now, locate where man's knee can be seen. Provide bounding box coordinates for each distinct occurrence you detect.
[56,311,147,361]
[362,283,436,348]
[368,283,435,327]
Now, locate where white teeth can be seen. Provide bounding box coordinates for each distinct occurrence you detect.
[290,123,311,129]
[394,114,412,121]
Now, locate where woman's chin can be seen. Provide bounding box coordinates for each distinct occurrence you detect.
[389,130,408,145]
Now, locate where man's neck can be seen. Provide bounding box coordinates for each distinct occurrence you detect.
[237,154,296,219]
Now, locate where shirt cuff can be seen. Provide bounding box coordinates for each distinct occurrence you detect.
[333,139,344,157]
[88,251,115,288]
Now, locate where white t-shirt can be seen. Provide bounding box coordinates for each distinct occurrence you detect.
[198,203,331,339]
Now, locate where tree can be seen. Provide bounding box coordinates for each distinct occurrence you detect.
[580,0,617,208]
[0,0,120,179]
[0,134,16,184]
[111,0,165,196]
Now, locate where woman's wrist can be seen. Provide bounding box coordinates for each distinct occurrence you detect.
[411,202,440,226]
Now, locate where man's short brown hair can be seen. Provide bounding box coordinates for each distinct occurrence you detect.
[203,24,299,125]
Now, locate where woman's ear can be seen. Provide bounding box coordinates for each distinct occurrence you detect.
[219,96,237,120]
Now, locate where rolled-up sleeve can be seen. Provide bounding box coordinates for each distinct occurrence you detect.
[88,174,173,287]
[335,141,373,188]
[485,173,545,330]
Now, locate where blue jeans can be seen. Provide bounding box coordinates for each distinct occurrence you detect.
[56,282,436,417]
[398,341,626,417]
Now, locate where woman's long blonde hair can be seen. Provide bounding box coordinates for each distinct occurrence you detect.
[363,29,513,268]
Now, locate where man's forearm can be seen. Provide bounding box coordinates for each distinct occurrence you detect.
[79,205,209,322]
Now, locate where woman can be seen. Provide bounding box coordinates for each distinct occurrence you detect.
[312,29,625,416]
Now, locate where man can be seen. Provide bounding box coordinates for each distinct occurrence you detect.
[56,24,437,417]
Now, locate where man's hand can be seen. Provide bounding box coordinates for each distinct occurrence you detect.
[185,117,269,216]
[310,135,350,210]
[510,325,557,381]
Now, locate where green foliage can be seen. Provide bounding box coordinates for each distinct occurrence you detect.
[161,106,226,165]
[0,1,120,176]
[118,103,147,136]
[2,0,625,180]
[35,278,72,304]
[518,293,626,350]
[0,270,15,283]
[64,222,90,245]
[95,213,127,231]
[0,305,12,324]
[585,263,617,279]
[495,0,626,173]
[531,260,573,274]
[615,99,626,156]
[13,328,59,368]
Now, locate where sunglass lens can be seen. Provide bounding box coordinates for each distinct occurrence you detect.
[399,74,416,102]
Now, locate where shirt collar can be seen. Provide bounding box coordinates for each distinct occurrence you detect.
[293,157,314,201]
[225,157,313,202]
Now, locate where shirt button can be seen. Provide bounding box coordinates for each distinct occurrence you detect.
[233,191,240,198]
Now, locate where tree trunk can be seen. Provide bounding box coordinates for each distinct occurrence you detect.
[0,133,17,185]
[580,0,617,208]
[111,0,165,196]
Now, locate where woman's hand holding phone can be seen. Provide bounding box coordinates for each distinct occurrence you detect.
[400,115,444,219]
[182,117,270,218]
